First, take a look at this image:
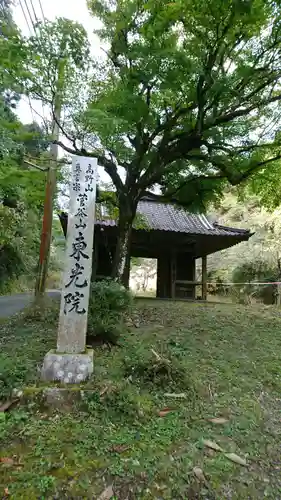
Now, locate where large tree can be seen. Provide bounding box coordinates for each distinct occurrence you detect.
[27,0,281,285]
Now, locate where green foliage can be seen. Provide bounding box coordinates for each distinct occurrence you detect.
[81,0,281,209]
[0,204,41,294]
[0,356,31,401]
[7,0,281,284]
[232,260,278,285]
[25,0,281,281]
[208,191,281,278]
[206,269,230,296]
[0,18,47,292]
[205,190,281,303]
[1,300,281,497]
[24,17,91,135]
[21,297,59,325]
[246,161,281,211]
[19,1,281,213]
[85,383,156,424]
[0,4,27,92]
[122,348,194,392]
[232,260,278,304]
[87,279,133,343]
[0,301,57,401]
[0,5,53,293]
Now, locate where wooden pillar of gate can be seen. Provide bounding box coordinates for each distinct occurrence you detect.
[202,255,207,301]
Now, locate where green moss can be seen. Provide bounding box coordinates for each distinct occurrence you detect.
[46,348,94,356]
[1,300,281,498]
[51,466,80,479]
[23,386,42,395]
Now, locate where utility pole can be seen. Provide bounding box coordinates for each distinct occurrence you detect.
[35,55,65,299]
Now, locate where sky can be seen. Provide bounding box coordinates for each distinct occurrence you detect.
[13,0,100,125]
[12,0,111,186]
[13,0,98,39]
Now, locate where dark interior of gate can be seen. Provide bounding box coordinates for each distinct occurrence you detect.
[91,197,253,300]
[60,197,252,300]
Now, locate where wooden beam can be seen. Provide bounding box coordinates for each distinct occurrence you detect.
[24,159,49,172]
[171,254,176,299]
[202,255,207,301]
[175,280,202,285]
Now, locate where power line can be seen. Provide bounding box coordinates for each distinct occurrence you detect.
[1,0,50,160]
[29,0,39,25]
[2,0,51,141]
[36,0,46,22]
[22,95,49,128]
[21,96,50,157]
[22,0,37,34]
[18,0,33,35]
[20,0,49,126]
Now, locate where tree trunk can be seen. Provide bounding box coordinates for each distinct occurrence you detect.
[112,200,136,287]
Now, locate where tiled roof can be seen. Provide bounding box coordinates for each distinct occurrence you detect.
[96,198,251,238]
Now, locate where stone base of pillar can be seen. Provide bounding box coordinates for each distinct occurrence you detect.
[41,349,94,383]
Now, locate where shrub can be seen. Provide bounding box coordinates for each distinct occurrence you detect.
[122,347,195,393]
[206,269,230,296]
[84,383,155,423]
[0,357,30,401]
[21,297,60,325]
[87,279,133,344]
[232,260,278,304]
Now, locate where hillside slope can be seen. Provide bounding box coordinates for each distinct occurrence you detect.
[0,299,280,498]
[208,193,281,279]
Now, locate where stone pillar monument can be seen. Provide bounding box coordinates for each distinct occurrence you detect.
[41,156,97,383]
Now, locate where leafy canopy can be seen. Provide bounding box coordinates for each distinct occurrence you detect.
[0,3,51,289]
[36,0,281,211]
[24,17,91,141]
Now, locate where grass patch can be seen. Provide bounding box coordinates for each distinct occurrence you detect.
[0,300,281,498]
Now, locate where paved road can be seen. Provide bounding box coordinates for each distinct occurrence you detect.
[0,290,61,318]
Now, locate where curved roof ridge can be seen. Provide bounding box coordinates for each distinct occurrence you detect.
[95,198,251,238]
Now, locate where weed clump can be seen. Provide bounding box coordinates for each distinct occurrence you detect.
[87,279,133,345]
[122,347,196,393]
[21,297,59,325]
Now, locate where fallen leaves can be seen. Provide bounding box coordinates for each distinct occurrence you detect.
[99,385,110,397]
[201,439,248,467]
[224,453,247,466]
[164,392,186,399]
[0,457,23,469]
[0,399,17,412]
[109,444,130,454]
[202,439,224,452]
[97,484,114,500]
[193,466,207,483]
[151,349,171,364]
[0,457,14,465]
[158,407,174,417]
[208,417,229,424]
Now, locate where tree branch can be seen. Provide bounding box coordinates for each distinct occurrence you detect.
[143,151,281,207]
[143,172,224,204]
[54,140,124,192]
[205,92,281,129]
[233,153,281,184]
[51,106,78,150]
[149,102,197,145]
